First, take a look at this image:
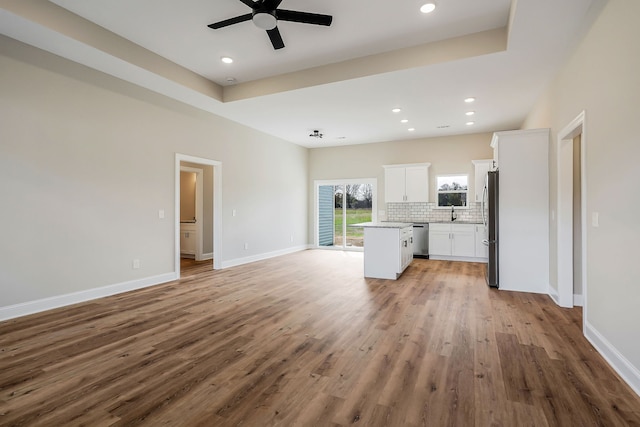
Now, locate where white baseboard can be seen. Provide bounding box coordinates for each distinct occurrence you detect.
[201,252,213,260]
[548,285,560,305]
[0,272,178,322]
[221,245,310,269]
[573,294,584,307]
[428,255,486,263]
[584,320,640,397]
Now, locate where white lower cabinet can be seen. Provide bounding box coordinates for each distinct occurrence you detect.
[363,225,413,280]
[180,223,197,256]
[429,223,477,260]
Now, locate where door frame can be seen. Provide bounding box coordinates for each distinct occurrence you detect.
[314,178,377,250]
[556,111,587,317]
[175,154,222,274]
[180,166,204,260]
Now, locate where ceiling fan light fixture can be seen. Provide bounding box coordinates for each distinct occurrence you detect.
[220,56,233,64]
[420,3,436,14]
[253,11,277,30]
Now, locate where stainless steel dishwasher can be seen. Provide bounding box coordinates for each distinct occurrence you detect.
[412,223,429,258]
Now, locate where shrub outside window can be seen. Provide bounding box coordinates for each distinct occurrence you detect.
[437,175,468,207]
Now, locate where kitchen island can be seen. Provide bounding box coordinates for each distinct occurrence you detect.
[352,222,414,280]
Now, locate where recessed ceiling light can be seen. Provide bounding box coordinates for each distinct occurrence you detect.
[466,111,475,116]
[408,128,416,132]
[464,97,476,103]
[392,108,402,113]
[401,119,409,123]
[221,56,233,64]
[466,121,475,126]
[420,3,436,14]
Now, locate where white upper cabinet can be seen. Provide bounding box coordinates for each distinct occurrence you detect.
[472,159,493,203]
[383,163,430,203]
[384,166,407,203]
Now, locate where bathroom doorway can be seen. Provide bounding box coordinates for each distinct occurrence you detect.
[175,154,222,276]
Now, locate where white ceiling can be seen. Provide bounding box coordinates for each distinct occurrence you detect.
[1,0,605,148]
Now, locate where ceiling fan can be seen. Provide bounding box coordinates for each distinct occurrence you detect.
[208,0,333,50]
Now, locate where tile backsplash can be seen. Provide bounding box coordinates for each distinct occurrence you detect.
[386,202,483,223]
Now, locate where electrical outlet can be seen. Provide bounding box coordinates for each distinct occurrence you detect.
[132,259,140,269]
[158,209,165,219]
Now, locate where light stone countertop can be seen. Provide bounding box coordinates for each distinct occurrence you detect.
[350,222,413,229]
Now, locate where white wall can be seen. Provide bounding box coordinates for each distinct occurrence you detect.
[522,0,640,394]
[0,36,308,313]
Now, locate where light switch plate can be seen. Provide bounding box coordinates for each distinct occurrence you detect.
[158,209,165,219]
[592,212,599,227]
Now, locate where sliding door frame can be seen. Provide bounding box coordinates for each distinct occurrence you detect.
[314,178,377,251]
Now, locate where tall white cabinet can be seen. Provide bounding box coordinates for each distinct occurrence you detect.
[491,129,549,294]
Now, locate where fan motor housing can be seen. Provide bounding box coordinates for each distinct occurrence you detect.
[252,10,277,30]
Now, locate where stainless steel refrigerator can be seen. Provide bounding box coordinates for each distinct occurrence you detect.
[482,170,499,288]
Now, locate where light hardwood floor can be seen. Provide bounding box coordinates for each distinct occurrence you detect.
[1,251,639,426]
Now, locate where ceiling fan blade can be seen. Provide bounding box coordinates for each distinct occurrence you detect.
[208,13,252,29]
[276,10,333,26]
[263,0,283,10]
[267,27,285,50]
[238,0,258,8]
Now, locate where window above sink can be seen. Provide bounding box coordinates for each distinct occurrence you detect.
[436,174,468,208]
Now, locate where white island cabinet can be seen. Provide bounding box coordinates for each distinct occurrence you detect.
[353,222,413,280]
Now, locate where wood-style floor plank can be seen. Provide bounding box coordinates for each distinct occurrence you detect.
[1,251,640,426]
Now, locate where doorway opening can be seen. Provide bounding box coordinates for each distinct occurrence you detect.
[175,154,222,277]
[315,179,377,250]
[557,111,587,317]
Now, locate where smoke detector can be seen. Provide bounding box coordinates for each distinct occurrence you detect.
[309,130,323,139]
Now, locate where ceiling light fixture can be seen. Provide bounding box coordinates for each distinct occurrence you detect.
[464,97,476,103]
[252,11,277,30]
[309,130,323,139]
[220,56,233,64]
[466,111,475,116]
[466,121,475,126]
[392,108,402,113]
[420,3,436,14]
[408,128,416,132]
[401,119,409,123]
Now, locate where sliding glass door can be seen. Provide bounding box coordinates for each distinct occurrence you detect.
[316,179,376,250]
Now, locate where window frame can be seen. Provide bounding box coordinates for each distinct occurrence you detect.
[435,174,469,208]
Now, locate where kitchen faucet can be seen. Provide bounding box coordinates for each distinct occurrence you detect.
[451,205,457,222]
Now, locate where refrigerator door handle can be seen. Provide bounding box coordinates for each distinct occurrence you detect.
[481,183,488,227]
